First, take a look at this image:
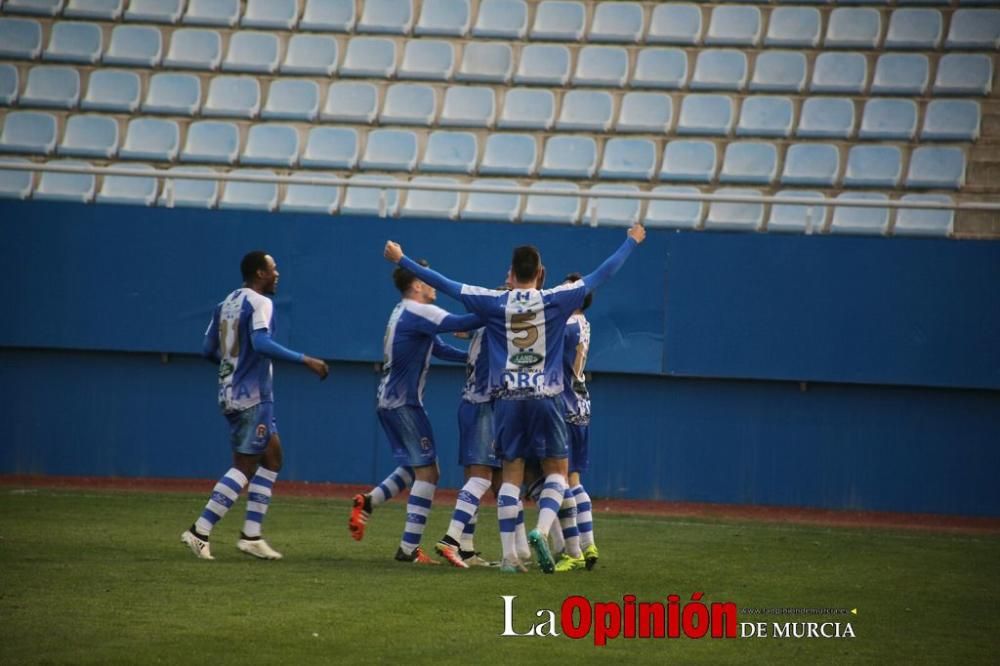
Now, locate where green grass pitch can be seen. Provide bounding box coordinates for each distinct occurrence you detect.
[1,488,997,664]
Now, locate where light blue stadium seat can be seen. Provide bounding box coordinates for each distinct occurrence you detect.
[399,40,455,81]
[498,88,555,130]
[831,193,891,237]
[64,0,124,20]
[163,28,222,70]
[5,0,63,15]
[242,0,299,30]
[736,96,793,138]
[676,94,735,136]
[472,0,528,39]
[21,66,80,108]
[203,76,260,118]
[531,1,586,41]
[58,114,118,158]
[119,117,179,161]
[400,176,462,219]
[705,188,764,232]
[43,22,102,63]
[933,54,994,96]
[224,32,279,74]
[574,46,629,87]
[870,54,929,96]
[797,98,856,139]
[616,92,672,133]
[514,45,571,86]
[242,124,300,167]
[587,184,641,226]
[457,42,513,83]
[104,25,162,67]
[859,99,917,141]
[125,0,183,23]
[219,169,278,212]
[921,100,981,142]
[749,51,807,93]
[301,127,359,169]
[416,0,471,37]
[0,157,35,199]
[461,179,521,222]
[159,166,219,208]
[945,9,1000,49]
[647,3,702,45]
[321,82,380,123]
[281,34,338,76]
[357,0,414,35]
[765,7,821,48]
[844,145,903,188]
[97,163,158,206]
[35,159,96,203]
[181,120,240,164]
[599,138,656,180]
[342,175,402,217]
[691,49,748,91]
[0,111,58,154]
[706,5,761,46]
[523,181,582,224]
[0,65,19,105]
[480,133,538,176]
[341,37,397,78]
[590,2,644,43]
[262,79,320,121]
[632,48,689,89]
[825,8,882,49]
[300,0,355,32]
[660,139,718,183]
[885,9,942,49]
[557,90,614,131]
[440,86,496,127]
[143,73,201,115]
[894,194,953,238]
[0,18,43,59]
[644,186,704,229]
[360,129,419,172]
[811,52,868,94]
[382,83,437,126]
[81,69,140,112]
[768,190,828,234]
[540,135,598,178]
[781,143,841,187]
[719,141,778,185]
[281,173,341,215]
[906,146,966,190]
[183,0,240,27]
[420,131,478,174]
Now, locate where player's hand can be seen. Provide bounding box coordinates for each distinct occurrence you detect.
[303,356,329,380]
[627,222,646,245]
[536,265,546,290]
[384,241,403,263]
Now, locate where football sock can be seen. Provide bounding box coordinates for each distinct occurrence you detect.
[460,510,478,553]
[194,468,248,538]
[536,474,567,538]
[400,480,434,555]
[370,466,414,507]
[515,500,530,558]
[573,484,595,548]
[559,487,582,557]
[497,483,520,561]
[445,476,491,543]
[242,467,278,539]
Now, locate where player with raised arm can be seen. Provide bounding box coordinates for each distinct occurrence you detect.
[383,223,646,573]
[349,260,482,564]
[182,251,329,561]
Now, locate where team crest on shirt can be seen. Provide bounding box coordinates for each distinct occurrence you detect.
[420,437,431,450]
[256,424,267,439]
[510,351,544,366]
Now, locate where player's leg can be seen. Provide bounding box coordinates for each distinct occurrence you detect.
[234,405,283,560]
[554,424,586,572]
[494,400,528,572]
[527,398,570,574]
[571,469,599,570]
[390,406,439,564]
[349,459,414,541]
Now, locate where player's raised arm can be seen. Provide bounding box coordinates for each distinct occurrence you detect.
[581,223,646,294]
[202,309,221,363]
[250,329,329,380]
[436,312,484,334]
[431,336,468,363]
[384,240,464,300]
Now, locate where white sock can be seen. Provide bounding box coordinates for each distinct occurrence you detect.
[558,487,582,557]
[242,467,278,538]
[370,466,414,507]
[515,500,530,560]
[497,483,520,561]
[194,468,248,537]
[535,474,567,537]
[573,484,596,549]
[400,480,435,555]
[446,476,491,543]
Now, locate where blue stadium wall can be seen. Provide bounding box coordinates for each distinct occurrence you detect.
[4,200,1000,516]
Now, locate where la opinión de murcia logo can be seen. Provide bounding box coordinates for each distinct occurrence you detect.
[501,595,857,645]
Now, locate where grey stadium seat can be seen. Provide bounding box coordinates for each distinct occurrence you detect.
[281,173,342,215]
[906,146,966,190]
[301,127,359,169]
[884,9,943,49]
[281,35,339,76]
[719,141,778,186]
[184,0,241,27]
[241,0,299,30]
[632,48,689,89]
[797,98,856,140]
[103,25,162,67]
[616,92,673,134]
[676,94,735,136]
[44,21,103,64]
[498,88,555,130]
[0,65,19,105]
[35,159,96,203]
[660,139,718,184]
[0,111,58,155]
[439,86,496,128]
[181,120,241,165]
[858,99,917,141]
[242,123,301,168]
[539,135,598,179]
[420,131,478,174]
[97,163,159,206]
[398,40,456,81]
[531,1,586,41]
[6,0,65,16]
[589,2,645,44]
[381,83,438,126]
[64,0,124,20]
[647,3,703,46]
[523,181,582,225]
[341,38,397,78]
[300,0,356,32]
[357,0,415,35]
[472,0,528,39]
[825,8,882,49]
[750,51,807,93]
[737,96,794,138]
[765,7,821,48]
[691,49,748,91]
[871,54,929,96]
[705,188,765,232]
[119,118,180,161]
[644,186,704,230]
[514,45,571,86]
[461,179,522,222]
[21,66,80,108]
[223,32,280,74]
[219,170,279,212]
[574,46,630,88]
[400,177,462,220]
[342,175,402,218]
[125,0,184,24]
[416,0,471,37]
[586,184,642,227]
[57,114,119,158]
[921,100,981,142]
[557,90,614,132]
[843,145,903,188]
[81,69,141,112]
[781,143,841,187]
[894,195,953,238]
[945,9,1000,49]
[159,166,220,208]
[321,82,380,124]
[163,28,223,71]
[0,18,43,59]
[705,5,761,47]
[599,138,657,180]
[457,42,513,84]
[142,73,202,115]
[933,54,994,96]
[830,193,891,237]
[360,129,420,172]
[262,79,320,122]
[811,52,868,94]
[768,190,828,234]
[479,133,538,176]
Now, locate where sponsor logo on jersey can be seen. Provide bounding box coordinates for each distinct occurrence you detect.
[510,351,544,367]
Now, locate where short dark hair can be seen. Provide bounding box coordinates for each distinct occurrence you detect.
[565,272,592,311]
[393,259,429,294]
[241,251,269,282]
[511,245,541,283]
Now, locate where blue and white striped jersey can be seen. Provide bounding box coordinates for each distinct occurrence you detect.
[204,288,276,414]
[461,327,492,405]
[562,313,591,425]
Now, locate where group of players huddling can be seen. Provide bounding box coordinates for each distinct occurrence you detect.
[181,223,646,573]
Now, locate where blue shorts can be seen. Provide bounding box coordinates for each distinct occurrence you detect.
[377,405,437,468]
[493,397,569,462]
[568,423,590,474]
[226,402,277,455]
[458,400,500,468]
